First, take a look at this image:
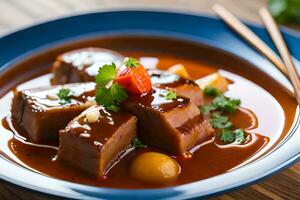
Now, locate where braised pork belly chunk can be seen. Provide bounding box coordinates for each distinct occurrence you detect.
[50,49,204,105]
[11,82,96,142]
[51,48,123,85]
[149,69,204,106]
[57,105,137,177]
[122,88,214,155]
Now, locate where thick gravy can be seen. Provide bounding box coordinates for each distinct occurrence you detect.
[0,36,297,189]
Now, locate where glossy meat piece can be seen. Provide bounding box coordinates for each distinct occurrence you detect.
[57,105,137,177]
[149,70,204,106]
[122,88,214,155]
[50,49,203,105]
[51,48,123,84]
[11,82,96,142]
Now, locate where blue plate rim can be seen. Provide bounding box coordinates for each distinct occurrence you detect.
[1,8,300,40]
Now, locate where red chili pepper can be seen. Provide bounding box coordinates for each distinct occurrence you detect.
[115,65,152,94]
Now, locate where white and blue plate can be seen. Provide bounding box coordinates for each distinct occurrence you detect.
[0,10,299,200]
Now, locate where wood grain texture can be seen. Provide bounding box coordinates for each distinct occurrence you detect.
[0,0,299,199]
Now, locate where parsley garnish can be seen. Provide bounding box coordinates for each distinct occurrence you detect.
[201,87,240,114]
[212,95,241,113]
[124,57,139,68]
[200,95,240,114]
[220,129,246,144]
[95,63,128,112]
[132,138,147,148]
[220,129,235,143]
[95,63,117,86]
[203,87,221,97]
[201,86,246,145]
[165,91,177,100]
[57,88,72,104]
[234,129,246,144]
[210,113,232,129]
[200,104,217,115]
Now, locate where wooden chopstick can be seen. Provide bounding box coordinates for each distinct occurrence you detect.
[212,4,288,76]
[259,7,300,104]
[212,4,300,105]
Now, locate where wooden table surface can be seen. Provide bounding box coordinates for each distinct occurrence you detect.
[0,0,299,199]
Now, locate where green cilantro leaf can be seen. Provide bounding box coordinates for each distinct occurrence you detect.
[94,63,129,112]
[219,129,246,144]
[95,83,128,112]
[200,104,217,115]
[132,138,147,148]
[57,88,72,104]
[200,85,246,145]
[210,113,232,129]
[234,129,246,144]
[106,105,120,112]
[110,83,128,102]
[95,63,117,87]
[165,91,177,100]
[203,87,221,97]
[220,129,235,143]
[212,95,241,113]
[96,87,114,107]
[124,57,139,68]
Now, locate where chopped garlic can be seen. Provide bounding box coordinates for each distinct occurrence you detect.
[79,133,91,138]
[86,110,100,123]
[47,94,59,100]
[195,72,229,92]
[85,96,97,106]
[123,57,129,63]
[105,80,113,89]
[168,64,190,79]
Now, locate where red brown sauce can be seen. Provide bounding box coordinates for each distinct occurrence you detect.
[124,88,190,113]
[0,36,297,189]
[2,111,268,188]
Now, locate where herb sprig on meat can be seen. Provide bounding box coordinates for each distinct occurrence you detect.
[57,88,73,105]
[95,63,128,112]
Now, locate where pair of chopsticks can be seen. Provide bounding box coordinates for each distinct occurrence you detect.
[212,4,300,105]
